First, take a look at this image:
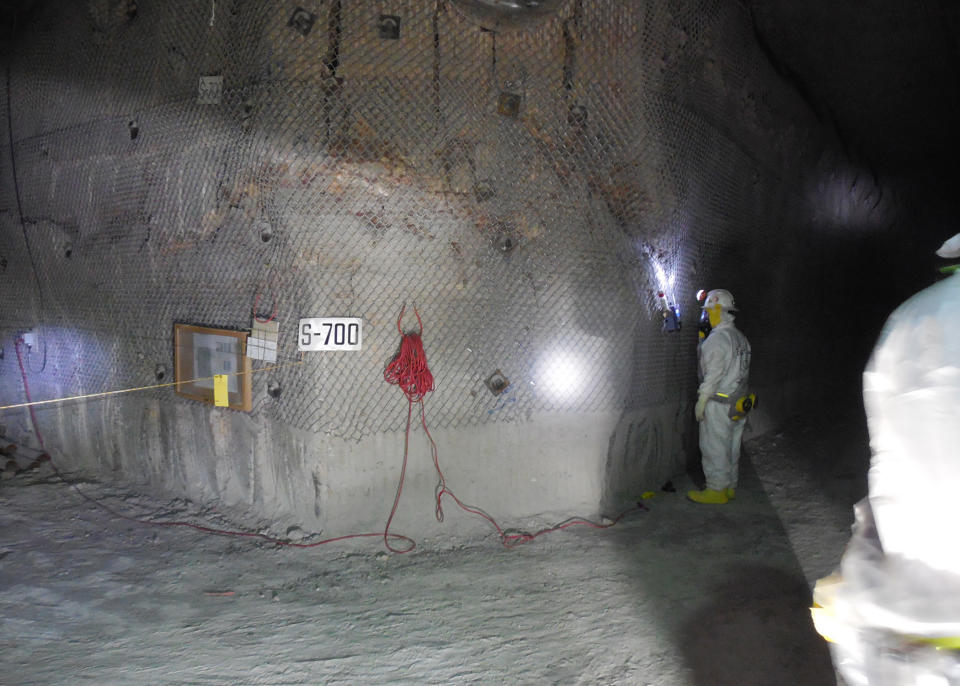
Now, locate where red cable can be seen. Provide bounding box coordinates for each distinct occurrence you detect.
[379,398,417,553]
[380,305,435,552]
[252,292,278,323]
[382,308,646,550]
[420,400,644,546]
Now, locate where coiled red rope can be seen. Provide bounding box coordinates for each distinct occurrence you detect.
[383,305,434,402]
[381,306,435,552]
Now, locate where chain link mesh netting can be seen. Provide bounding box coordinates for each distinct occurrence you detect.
[0,0,879,443]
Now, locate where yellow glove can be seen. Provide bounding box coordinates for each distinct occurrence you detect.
[695,395,708,422]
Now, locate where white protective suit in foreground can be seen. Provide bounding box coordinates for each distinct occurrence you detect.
[813,244,960,684]
[697,317,751,491]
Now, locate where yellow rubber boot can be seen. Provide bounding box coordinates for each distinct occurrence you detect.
[687,488,729,504]
[725,488,736,500]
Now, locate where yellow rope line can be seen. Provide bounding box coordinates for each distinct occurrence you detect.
[1,359,305,412]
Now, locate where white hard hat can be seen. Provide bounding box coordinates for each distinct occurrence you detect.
[702,289,737,311]
[935,232,960,258]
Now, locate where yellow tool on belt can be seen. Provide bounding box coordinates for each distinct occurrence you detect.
[713,391,758,421]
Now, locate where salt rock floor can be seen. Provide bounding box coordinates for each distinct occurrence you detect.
[0,417,867,685]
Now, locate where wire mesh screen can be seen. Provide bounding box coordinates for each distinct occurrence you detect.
[0,0,869,443]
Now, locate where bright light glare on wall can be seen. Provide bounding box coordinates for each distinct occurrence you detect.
[654,262,675,292]
[536,351,586,402]
[653,260,681,312]
[652,259,683,331]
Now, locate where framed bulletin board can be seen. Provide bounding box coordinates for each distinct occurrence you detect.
[173,323,252,412]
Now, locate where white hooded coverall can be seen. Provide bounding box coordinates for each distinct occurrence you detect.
[811,248,960,684]
[697,318,751,491]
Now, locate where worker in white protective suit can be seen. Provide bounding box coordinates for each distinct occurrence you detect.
[687,289,752,505]
[811,233,960,684]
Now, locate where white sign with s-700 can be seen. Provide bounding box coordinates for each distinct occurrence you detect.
[298,318,363,351]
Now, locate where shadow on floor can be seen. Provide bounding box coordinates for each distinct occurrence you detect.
[616,450,839,685]
[678,561,836,686]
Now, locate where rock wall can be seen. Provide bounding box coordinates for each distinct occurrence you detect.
[0,0,897,540]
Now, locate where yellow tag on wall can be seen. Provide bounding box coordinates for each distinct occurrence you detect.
[213,374,229,407]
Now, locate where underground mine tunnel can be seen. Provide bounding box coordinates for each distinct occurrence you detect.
[0,1,957,684]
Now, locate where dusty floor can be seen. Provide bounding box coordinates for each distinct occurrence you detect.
[0,414,869,685]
